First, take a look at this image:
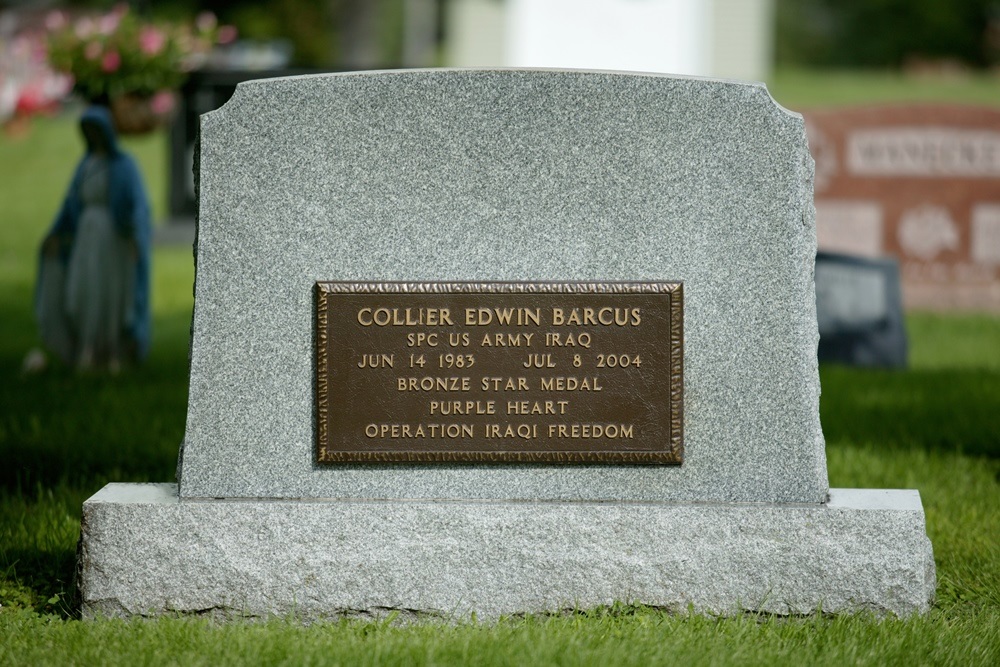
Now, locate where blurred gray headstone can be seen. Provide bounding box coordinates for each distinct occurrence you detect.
[816,251,908,368]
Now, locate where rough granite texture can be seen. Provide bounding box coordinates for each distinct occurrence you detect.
[181,69,826,502]
[79,484,936,619]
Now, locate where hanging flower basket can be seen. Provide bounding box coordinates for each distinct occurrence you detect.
[45,6,235,134]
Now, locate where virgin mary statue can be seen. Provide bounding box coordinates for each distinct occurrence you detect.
[29,106,152,372]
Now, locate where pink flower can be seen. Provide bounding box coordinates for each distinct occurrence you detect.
[16,83,47,114]
[101,50,121,73]
[75,18,95,39]
[45,11,67,31]
[217,25,238,45]
[139,26,166,55]
[84,41,102,61]
[98,13,121,36]
[149,90,176,115]
[195,12,217,32]
[11,36,30,58]
[47,73,74,100]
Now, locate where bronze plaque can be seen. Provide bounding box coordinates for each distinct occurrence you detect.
[315,282,683,464]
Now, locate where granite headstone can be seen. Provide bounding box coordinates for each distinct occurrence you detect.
[77,69,935,620]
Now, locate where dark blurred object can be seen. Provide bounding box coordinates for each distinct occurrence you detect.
[815,251,908,368]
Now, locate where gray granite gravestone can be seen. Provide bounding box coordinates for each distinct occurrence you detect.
[77,69,935,620]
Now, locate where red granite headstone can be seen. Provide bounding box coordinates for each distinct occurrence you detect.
[803,105,1000,311]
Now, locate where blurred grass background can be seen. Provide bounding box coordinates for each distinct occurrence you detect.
[770,68,1000,107]
[0,70,998,663]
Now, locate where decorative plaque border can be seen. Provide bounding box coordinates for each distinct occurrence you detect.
[315,281,683,464]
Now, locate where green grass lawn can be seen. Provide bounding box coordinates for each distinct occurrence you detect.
[1,74,1000,665]
[768,67,1000,110]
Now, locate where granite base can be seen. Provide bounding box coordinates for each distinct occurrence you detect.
[78,484,935,620]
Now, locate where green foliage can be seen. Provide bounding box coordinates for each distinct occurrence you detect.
[0,483,84,616]
[776,0,999,68]
[227,0,333,67]
[206,0,410,68]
